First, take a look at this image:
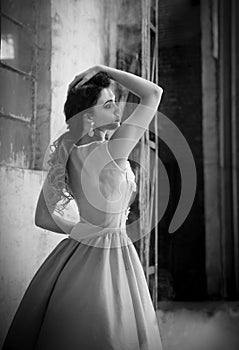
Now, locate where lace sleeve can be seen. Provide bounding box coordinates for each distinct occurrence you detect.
[45,133,74,216]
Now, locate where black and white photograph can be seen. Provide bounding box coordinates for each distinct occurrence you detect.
[0,0,239,349]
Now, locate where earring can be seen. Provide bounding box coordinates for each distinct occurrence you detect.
[88,121,94,137]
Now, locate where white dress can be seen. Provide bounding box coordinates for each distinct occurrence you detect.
[2,140,163,350]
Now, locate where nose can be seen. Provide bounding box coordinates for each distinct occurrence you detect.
[114,103,121,116]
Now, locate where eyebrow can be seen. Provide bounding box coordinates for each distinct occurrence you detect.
[103,97,116,106]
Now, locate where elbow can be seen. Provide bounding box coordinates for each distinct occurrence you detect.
[141,84,163,101]
[149,85,164,105]
[34,214,42,228]
[144,84,163,101]
[152,86,163,108]
[34,209,44,228]
[153,85,163,98]
[34,207,54,230]
[140,85,163,109]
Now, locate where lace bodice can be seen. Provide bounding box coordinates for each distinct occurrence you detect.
[68,140,137,230]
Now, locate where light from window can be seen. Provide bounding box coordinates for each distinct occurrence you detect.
[1,34,15,60]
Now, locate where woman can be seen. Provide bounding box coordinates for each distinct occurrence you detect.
[3,65,163,349]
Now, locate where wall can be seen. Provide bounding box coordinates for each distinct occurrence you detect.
[157,0,206,300]
[0,167,64,346]
[50,0,106,139]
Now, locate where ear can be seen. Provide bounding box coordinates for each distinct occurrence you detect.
[83,112,94,123]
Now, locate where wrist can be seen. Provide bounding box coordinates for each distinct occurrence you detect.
[98,65,113,79]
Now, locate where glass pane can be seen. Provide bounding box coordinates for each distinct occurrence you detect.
[0,116,31,167]
[1,16,35,74]
[1,0,36,30]
[0,67,33,119]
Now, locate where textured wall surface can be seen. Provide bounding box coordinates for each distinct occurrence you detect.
[0,166,65,345]
[50,0,106,139]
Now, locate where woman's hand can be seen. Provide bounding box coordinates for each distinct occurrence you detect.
[67,65,106,95]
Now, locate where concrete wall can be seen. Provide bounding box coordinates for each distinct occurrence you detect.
[0,167,65,345]
[0,0,109,345]
[50,0,107,138]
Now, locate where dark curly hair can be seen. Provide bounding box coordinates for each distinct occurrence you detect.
[64,71,112,121]
[46,71,112,216]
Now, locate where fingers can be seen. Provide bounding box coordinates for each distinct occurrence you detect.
[67,74,84,93]
[67,72,94,95]
[75,71,96,88]
[67,69,90,95]
[75,75,89,88]
[67,66,101,96]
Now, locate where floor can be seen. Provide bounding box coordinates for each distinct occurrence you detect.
[156,302,239,350]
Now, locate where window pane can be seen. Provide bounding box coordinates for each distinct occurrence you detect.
[0,116,31,167]
[0,68,33,119]
[1,0,36,30]
[1,16,36,74]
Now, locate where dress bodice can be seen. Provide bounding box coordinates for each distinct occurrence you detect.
[68,140,137,230]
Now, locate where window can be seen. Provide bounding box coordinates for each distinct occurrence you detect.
[0,0,51,169]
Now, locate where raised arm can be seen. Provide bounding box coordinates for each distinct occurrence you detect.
[100,65,163,160]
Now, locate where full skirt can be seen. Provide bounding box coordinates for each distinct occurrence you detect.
[2,235,163,350]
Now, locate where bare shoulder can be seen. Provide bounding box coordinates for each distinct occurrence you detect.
[70,141,102,158]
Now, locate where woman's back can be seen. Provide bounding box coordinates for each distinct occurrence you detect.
[67,140,137,228]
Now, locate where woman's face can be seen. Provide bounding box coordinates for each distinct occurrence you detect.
[92,87,121,131]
